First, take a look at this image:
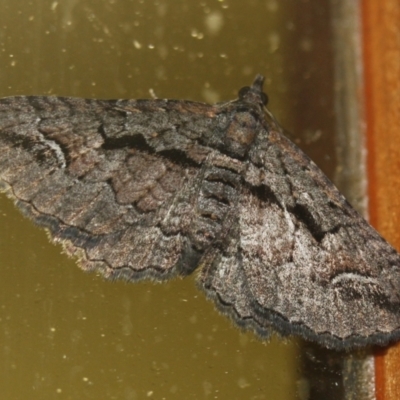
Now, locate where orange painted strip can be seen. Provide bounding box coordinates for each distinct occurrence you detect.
[362,0,400,399]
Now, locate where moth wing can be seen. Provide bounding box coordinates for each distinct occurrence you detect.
[0,96,214,281]
[199,125,400,349]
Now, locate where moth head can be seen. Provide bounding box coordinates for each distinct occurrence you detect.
[238,75,269,107]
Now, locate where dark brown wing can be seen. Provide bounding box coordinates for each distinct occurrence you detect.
[0,96,223,281]
[199,100,400,350]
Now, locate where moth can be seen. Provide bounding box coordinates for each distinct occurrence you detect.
[0,75,399,350]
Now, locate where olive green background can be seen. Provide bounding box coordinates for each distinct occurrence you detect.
[0,1,337,399]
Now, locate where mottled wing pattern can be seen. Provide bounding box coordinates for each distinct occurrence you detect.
[1,76,400,350]
[0,96,225,280]
[199,83,400,349]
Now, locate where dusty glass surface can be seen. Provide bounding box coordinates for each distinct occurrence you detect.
[0,1,340,399]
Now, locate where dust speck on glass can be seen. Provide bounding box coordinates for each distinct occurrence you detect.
[0,75,399,350]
